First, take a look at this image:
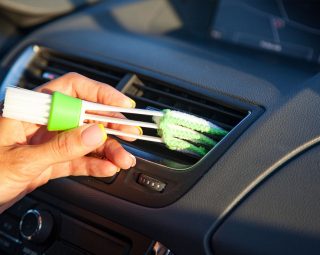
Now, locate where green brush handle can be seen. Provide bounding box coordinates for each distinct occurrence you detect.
[47,92,82,131]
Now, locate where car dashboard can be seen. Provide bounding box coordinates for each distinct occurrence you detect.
[0,0,320,254]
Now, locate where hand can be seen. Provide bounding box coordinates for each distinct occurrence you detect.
[0,73,140,213]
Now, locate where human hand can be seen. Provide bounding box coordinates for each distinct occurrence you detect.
[0,73,140,213]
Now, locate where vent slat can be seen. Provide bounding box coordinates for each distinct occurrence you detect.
[33,61,66,76]
[21,81,40,90]
[20,50,125,92]
[129,95,233,130]
[40,53,122,84]
[23,70,48,86]
[134,84,244,120]
[126,78,247,131]
[129,94,178,112]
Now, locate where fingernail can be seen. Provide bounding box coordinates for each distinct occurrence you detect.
[130,99,136,108]
[116,168,121,173]
[82,124,107,147]
[136,126,143,135]
[129,154,136,167]
[98,124,107,141]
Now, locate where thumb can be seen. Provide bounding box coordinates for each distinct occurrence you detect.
[37,124,107,165]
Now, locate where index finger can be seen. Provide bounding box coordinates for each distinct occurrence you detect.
[37,72,135,108]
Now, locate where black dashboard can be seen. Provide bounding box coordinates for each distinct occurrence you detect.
[0,0,320,254]
[212,0,320,63]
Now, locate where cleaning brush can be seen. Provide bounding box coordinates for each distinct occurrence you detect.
[2,87,228,156]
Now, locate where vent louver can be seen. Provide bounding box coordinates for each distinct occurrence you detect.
[19,50,125,89]
[123,78,248,165]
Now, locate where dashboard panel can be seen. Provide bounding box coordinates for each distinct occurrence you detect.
[212,0,320,63]
[0,0,320,254]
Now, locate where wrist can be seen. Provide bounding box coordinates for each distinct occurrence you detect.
[0,182,27,214]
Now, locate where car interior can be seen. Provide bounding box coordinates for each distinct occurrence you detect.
[0,0,320,254]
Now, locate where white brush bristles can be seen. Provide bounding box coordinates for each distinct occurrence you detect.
[2,87,52,125]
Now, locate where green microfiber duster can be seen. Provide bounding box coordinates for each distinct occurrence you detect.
[153,109,226,156]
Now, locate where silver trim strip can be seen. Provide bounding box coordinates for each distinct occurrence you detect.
[0,45,39,100]
[19,209,42,241]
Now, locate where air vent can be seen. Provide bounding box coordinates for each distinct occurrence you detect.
[1,46,262,207]
[5,47,249,167]
[123,78,248,165]
[1,46,250,167]
[19,50,125,89]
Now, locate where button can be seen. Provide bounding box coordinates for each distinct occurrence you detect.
[0,214,20,239]
[0,235,19,254]
[137,174,166,192]
[44,241,86,255]
[19,209,54,243]
[17,241,48,255]
[19,246,43,255]
[7,197,36,218]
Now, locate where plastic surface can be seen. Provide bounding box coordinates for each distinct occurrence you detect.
[47,91,82,131]
[1,194,151,254]
[212,144,320,255]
